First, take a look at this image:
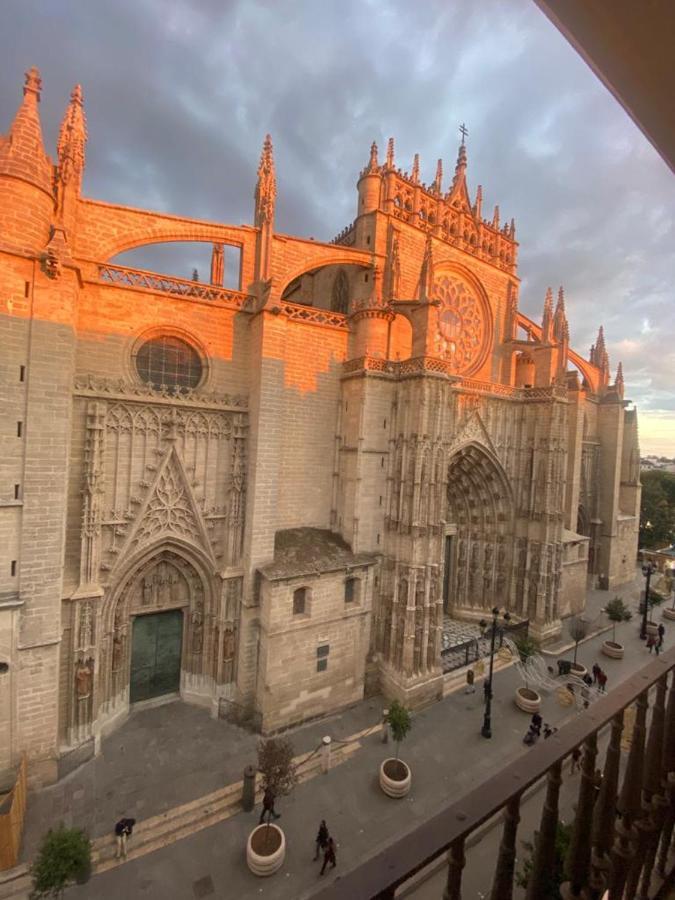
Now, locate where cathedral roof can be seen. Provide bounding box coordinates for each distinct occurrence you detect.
[261,527,377,580]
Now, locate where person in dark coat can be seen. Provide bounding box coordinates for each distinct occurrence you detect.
[530,711,543,735]
[592,662,601,684]
[259,786,281,824]
[646,634,656,654]
[465,668,476,694]
[658,623,665,646]
[320,836,337,875]
[597,670,608,693]
[314,820,329,861]
[114,817,136,860]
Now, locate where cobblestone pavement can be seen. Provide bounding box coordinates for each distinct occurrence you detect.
[5,572,666,900]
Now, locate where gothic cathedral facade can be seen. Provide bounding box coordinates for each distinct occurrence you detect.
[0,70,640,784]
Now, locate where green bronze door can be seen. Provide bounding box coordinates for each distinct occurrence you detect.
[130,610,183,703]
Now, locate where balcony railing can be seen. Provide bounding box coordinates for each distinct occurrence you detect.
[319,646,675,899]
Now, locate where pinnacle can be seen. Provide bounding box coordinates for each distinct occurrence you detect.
[0,65,52,194]
[386,137,394,168]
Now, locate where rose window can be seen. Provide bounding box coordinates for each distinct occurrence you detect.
[431,275,486,374]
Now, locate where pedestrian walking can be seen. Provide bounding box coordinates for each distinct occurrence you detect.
[543,723,557,739]
[658,623,665,646]
[320,836,337,875]
[465,668,476,694]
[314,820,329,861]
[583,673,593,687]
[259,786,281,824]
[597,670,608,693]
[570,747,581,774]
[592,662,601,684]
[114,817,136,860]
[646,634,656,654]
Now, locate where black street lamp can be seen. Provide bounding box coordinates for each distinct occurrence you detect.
[479,606,511,739]
[640,561,656,640]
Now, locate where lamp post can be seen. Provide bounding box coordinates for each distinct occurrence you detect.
[640,561,656,640]
[479,606,510,739]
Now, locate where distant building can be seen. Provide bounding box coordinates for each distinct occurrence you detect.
[0,68,640,784]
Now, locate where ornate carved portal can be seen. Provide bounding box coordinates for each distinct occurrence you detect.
[95,550,241,726]
[445,443,514,615]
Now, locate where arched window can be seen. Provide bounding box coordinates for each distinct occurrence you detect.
[293,587,308,615]
[135,335,203,391]
[331,269,350,314]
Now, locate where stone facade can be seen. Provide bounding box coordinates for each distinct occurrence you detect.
[0,70,641,782]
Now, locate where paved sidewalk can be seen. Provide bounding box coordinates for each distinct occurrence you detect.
[7,571,667,900]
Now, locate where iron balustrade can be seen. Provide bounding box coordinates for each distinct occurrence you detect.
[440,618,529,673]
[317,645,675,900]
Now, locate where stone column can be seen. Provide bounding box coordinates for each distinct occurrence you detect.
[443,836,466,900]
[490,793,521,900]
[562,731,598,896]
[526,760,563,900]
[588,712,624,897]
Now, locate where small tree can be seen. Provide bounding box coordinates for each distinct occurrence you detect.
[257,737,297,845]
[30,825,91,899]
[514,634,539,690]
[605,596,632,642]
[516,819,573,898]
[567,616,590,665]
[386,700,412,761]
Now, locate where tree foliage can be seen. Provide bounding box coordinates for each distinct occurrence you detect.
[567,616,590,664]
[605,596,632,642]
[514,634,539,689]
[516,820,573,898]
[640,470,675,549]
[30,825,91,899]
[257,737,297,798]
[386,700,412,760]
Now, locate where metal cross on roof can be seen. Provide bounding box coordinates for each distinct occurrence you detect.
[459,123,469,143]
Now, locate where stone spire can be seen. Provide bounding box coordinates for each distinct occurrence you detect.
[411,153,419,184]
[542,287,554,343]
[0,66,52,194]
[492,205,500,229]
[367,141,379,174]
[509,218,516,240]
[386,137,394,169]
[254,133,276,227]
[451,138,467,190]
[433,158,443,194]
[614,361,624,398]
[473,184,482,219]
[591,325,610,386]
[553,286,568,342]
[210,243,224,286]
[388,231,401,299]
[55,84,87,218]
[419,232,434,301]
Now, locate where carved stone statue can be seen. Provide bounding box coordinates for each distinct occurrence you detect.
[192,600,204,654]
[75,658,93,701]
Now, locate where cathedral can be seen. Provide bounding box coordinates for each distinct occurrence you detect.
[0,69,640,785]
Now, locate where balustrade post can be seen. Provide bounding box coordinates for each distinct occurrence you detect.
[562,731,598,897]
[634,676,668,899]
[443,836,466,900]
[608,690,649,899]
[489,793,521,900]
[656,671,675,878]
[588,712,624,898]
[525,760,562,900]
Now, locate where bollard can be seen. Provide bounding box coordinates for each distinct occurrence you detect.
[242,764,256,812]
[382,708,389,744]
[321,736,332,773]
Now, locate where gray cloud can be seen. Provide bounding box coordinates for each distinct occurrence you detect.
[1,0,673,449]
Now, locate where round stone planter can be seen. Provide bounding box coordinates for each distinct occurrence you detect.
[662,607,675,621]
[602,640,624,660]
[515,686,541,713]
[570,663,587,679]
[246,824,286,877]
[379,758,411,798]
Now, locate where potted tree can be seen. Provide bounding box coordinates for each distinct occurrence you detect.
[379,700,412,798]
[643,588,665,634]
[602,597,632,658]
[30,824,91,898]
[566,617,590,678]
[246,738,297,877]
[513,635,542,713]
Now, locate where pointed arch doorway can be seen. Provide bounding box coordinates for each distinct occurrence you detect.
[444,443,514,616]
[130,608,183,703]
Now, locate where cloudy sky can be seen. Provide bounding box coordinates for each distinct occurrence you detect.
[2,0,674,454]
